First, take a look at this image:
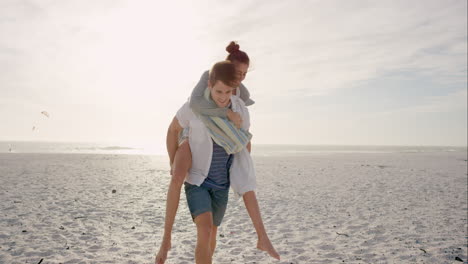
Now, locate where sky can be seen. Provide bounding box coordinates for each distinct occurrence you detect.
[0,0,467,147]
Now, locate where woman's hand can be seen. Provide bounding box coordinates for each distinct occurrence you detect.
[227,109,243,129]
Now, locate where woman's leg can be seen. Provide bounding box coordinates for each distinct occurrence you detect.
[194,212,214,264]
[243,191,280,260]
[155,141,192,264]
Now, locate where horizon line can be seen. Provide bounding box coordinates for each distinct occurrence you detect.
[0,140,466,148]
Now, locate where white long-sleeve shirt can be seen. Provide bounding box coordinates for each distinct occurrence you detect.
[175,95,256,196]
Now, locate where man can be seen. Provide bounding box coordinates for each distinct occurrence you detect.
[156,61,279,264]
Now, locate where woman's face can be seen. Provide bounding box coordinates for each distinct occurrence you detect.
[233,62,249,86]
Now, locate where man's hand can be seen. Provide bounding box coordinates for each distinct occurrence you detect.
[227,109,243,129]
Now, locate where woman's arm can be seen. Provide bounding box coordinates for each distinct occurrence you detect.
[189,70,244,128]
[189,71,228,117]
[239,83,255,106]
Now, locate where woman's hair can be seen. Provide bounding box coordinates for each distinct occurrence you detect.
[225,41,250,65]
[209,60,238,88]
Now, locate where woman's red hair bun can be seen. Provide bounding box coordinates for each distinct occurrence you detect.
[225,41,249,65]
[226,41,240,54]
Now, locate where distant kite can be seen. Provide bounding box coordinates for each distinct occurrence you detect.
[32,111,49,132]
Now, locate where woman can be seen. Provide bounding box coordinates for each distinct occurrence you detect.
[190,41,254,129]
[155,43,279,264]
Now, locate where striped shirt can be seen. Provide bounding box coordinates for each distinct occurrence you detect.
[201,140,233,190]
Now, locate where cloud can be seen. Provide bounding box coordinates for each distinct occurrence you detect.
[354,88,467,122]
[195,0,467,97]
[2,0,466,98]
[0,0,466,145]
[392,88,467,114]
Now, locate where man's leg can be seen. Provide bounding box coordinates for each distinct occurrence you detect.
[210,225,218,257]
[209,187,229,258]
[195,212,214,264]
[155,141,192,264]
[243,191,280,260]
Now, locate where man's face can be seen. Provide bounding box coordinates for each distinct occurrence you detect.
[209,80,234,108]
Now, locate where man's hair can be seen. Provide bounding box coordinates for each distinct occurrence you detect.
[209,60,237,88]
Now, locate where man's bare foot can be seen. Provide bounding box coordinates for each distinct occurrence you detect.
[155,241,171,264]
[257,237,280,260]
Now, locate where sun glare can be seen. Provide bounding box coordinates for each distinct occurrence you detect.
[89,1,210,95]
[63,1,216,143]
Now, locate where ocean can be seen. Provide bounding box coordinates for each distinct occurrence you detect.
[0,141,465,156]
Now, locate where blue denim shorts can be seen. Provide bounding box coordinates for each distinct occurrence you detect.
[184,182,229,226]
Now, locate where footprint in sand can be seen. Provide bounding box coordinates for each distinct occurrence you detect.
[317,243,336,251]
[230,247,242,255]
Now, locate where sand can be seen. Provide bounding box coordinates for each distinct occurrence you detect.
[0,151,466,263]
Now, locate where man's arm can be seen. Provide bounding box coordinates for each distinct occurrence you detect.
[166,116,183,166]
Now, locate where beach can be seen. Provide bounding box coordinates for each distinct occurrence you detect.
[0,149,466,263]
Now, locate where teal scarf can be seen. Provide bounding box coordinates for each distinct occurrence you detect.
[197,88,252,154]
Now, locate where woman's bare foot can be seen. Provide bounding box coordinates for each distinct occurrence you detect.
[155,240,171,264]
[257,237,280,260]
